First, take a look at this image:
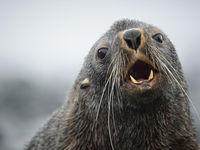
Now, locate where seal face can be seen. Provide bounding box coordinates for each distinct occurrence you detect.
[86,20,176,107]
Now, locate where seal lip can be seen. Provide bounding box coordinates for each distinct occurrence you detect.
[124,53,159,86]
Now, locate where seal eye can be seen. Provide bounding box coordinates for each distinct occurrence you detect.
[97,47,108,59]
[152,33,163,43]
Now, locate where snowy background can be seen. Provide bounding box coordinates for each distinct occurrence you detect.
[0,0,200,149]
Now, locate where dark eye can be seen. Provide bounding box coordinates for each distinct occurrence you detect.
[152,33,163,43]
[97,47,108,59]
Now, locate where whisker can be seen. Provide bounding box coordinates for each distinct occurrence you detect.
[108,93,115,150]
[95,67,113,122]
[161,62,200,122]
[149,47,200,122]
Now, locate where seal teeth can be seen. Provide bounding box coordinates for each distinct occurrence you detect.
[130,75,140,84]
[148,69,154,80]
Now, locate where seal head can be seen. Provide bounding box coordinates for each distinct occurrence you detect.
[79,19,181,109]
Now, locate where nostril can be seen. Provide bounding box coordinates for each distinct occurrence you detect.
[125,39,134,49]
[136,36,141,49]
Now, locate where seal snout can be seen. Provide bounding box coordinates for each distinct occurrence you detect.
[122,28,142,51]
[119,28,162,87]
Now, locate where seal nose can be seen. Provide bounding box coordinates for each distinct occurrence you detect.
[123,29,141,51]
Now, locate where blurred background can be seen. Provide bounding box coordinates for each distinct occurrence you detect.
[0,0,200,149]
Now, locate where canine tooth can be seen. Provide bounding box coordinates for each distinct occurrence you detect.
[130,75,139,84]
[148,69,154,80]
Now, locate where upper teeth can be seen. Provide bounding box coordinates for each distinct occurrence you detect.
[130,69,154,84]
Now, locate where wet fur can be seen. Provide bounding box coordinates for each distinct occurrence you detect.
[25,19,198,150]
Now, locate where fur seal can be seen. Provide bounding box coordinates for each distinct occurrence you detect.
[25,19,199,150]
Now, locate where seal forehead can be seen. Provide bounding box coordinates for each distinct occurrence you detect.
[109,19,163,38]
[111,19,147,32]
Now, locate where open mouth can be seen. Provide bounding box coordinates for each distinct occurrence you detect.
[125,60,158,85]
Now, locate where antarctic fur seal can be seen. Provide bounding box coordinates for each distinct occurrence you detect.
[25,19,199,150]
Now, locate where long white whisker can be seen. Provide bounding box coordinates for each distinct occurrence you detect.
[148,46,200,122]
[161,62,200,122]
[95,69,113,122]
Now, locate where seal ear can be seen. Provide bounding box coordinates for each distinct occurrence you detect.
[80,78,90,89]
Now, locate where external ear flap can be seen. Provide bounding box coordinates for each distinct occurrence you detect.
[80,78,90,89]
